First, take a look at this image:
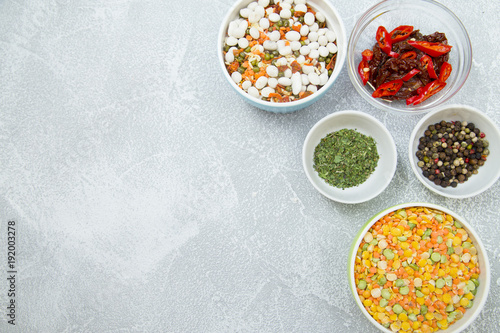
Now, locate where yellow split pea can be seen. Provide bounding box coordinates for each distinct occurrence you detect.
[354,207,480,332]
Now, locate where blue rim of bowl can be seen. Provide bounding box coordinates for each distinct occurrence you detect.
[347,0,472,114]
[347,202,491,332]
[218,0,347,113]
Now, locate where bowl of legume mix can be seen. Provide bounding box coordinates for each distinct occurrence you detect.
[348,203,490,333]
[218,0,346,113]
[347,0,472,114]
[302,110,397,204]
[409,104,500,199]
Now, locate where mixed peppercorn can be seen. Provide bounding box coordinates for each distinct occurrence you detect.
[415,120,489,188]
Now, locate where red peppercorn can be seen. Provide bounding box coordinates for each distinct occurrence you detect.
[482,155,487,161]
[434,158,439,163]
[465,158,470,163]
[441,138,446,142]
[480,132,486,138]
[470,149,475,154]
[435,169,440,174]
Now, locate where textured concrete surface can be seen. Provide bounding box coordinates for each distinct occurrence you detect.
[0,0,499,332]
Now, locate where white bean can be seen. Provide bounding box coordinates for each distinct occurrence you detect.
[226,36,238,47]
[250,27,260,40]
[227,21,239,38]
[302,64,314,74]
[255,76,268,89]
[299,45,310,56]
[308,41,319,50]
[259,17,270,30]
[300,85,306,92]
[278,77,292,86]
[285,30,301,41]
[308,31,318,42]
[258,0,270,7]
[326,30,336,42]
[309,49,319,59]
[304,12,315,25]
[254,5,265,17]
[294,0,306,4]
[268,13,280,22]
[238,37,249,49]
[291,41,301,51]
[307,85,317,92]
[284,68,292,78]
[267,77,278,88]
[276,57,287,66]
[327,42,338,54]
[242,80,252,90]
[248,2,258,10]
[248,12,261,24]
[296,55,306,63]
[295,4,307,13]
[317,28,327,36]
[318,35,328,46]
[279,45,292,56]
[308,72,320,85]
[291,72,302,95]
[231,71,242,83]
[233,28,246,39]
[269,30,281,41]
[280,8,292,19]
[239,20,248,31]
[310,22,319,32]
[248,86,260,98]
[225,47,236,62]
[266,65,279,78]
[261,86,275,98]
[318,46,329,57]
[315,11,326,22]
[263,40,278,51]
[239,8,251,18]
[300,24,309,36]
[280,2,292,10]
[301,74,309,85]
[319,72,329,85]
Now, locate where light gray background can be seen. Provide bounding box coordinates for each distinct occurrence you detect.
[1,0,499,332]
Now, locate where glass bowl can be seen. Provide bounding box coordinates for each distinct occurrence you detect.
[347,0,472,114]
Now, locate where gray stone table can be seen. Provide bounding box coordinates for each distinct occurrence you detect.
[1,0,499,332]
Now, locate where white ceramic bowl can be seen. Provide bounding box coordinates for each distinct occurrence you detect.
[348,202,490,333]
[218,0,347,113]
[409,104,500,198]
[347,0,472,114]
[302,110,397,203]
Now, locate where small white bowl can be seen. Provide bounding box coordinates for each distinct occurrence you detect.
[302,111,397,203]
[218,0,347,113]
[348,202,491,333]
[409,104,500,198]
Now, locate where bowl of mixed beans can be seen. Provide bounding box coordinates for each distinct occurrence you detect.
[218,0,346,113]
[348,203,490,333]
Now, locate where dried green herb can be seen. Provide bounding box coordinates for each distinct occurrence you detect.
[313,128,379,189]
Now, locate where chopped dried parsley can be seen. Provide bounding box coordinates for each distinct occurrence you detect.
[313,128,379,189]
